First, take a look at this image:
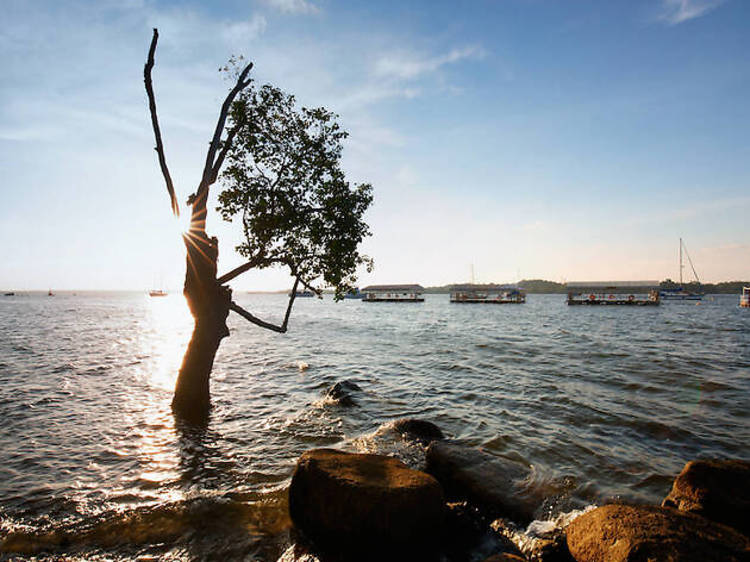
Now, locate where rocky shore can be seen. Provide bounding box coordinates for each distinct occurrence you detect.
[287,417,750,561]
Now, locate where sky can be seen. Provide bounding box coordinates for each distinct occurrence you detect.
[1,0,749,291]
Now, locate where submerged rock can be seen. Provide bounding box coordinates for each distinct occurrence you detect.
[662,459,750,536]
[288,448,444,559]
[443,502,524,561]
[323,380,361,406]
[566,504,750,561]
[392,418,445,445]
[426,441,538,524]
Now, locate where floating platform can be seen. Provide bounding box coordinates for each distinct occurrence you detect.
[361,284,425,303]
[567,281,660,306]
[449,284,525,304]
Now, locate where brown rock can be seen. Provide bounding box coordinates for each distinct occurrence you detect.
[662,459,750,536]
[566,503,750,561]
[483,554,527,561]
[426,440,537,524]
[288,448,444,558]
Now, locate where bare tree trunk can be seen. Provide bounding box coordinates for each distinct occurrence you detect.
[171,195,230,421]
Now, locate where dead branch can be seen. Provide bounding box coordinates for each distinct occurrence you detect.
[229,277,299,333]
[144,28,179,217]
[194,61,254,200]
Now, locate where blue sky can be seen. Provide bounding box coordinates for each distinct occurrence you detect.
[1,0,748,290]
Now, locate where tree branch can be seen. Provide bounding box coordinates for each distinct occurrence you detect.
[217,254,266,285]
[229,277,299,333]
[195,61,254,200]
[144,28,179,217]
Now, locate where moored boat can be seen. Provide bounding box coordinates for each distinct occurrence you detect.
[149,289,168,297]
[741,287,750,308]
[567,281,660,306]
[362,284,424,302]
[449,284,526,304]
[660,238,703,301]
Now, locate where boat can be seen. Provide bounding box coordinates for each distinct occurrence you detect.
[48,289,54,296]
[660,238,704,301]
[361,284,425,302]
[450,284,526,304]
[4,292,14,296]
[149,289,168,297]
[343,288,364,299]
[567,281,660,306]
[289,290,315,298]
[741,287,750,308]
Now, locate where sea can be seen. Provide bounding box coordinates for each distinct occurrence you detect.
[1,292,748,560]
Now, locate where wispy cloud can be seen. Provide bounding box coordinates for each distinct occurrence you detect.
[222,14,267,45]
[656,0,725,25]
[374,46,485,80]
[263,0,319,15]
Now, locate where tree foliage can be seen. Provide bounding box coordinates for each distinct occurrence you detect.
[218,81,373,300]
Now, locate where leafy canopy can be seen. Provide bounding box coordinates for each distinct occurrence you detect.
[218,79,373,300]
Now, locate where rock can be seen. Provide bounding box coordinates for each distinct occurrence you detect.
[392,418,445,445]
[323,381,361,406]
[566,503,750,561]
[491,518,572,562]
[443,502,524,561]
[483,555,527,562]
[662,459,750,536]
[425,440,537,524]
[288,448,444,559]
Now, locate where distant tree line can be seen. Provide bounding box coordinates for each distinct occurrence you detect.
[421,279,750,294]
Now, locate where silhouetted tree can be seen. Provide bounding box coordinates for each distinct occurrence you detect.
[144,30,372,422]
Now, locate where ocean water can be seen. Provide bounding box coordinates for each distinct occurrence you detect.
[1,292,748,560]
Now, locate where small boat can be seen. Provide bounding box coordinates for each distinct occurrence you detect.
[289,290,314,298]
[4,292,14,296]
[149,289,168,297]
[48,289,54,297]
[741,287,750,308]
[344,288,364,299]
[660,238,703,301]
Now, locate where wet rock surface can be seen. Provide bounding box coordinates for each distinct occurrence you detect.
[442,502,524,562]
[426,440,538,524]
[662,459,750,537]
[392,418,445,445]
[322,381,361,406]
[566,503,750,562]
[491,517,573,562]
[288,448,444,559]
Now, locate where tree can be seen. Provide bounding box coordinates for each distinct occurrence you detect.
[144,30,372,423]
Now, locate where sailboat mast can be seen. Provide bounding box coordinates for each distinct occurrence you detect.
[679,237,683,285]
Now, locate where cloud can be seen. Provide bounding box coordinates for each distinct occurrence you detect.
[263,0,319,15]
[656,0,725,25]
[222,14,267,45]
[374,46,485,80]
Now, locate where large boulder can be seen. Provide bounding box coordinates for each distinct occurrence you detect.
[566,504,750,561]
[662,459,750,536]
[425,440,538,524]
[288,448,444,558]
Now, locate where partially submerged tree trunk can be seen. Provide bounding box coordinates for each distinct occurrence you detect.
[172,192,231,419]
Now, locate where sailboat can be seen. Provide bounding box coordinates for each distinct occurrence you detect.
[660,238,703,301]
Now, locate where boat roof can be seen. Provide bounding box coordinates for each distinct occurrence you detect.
[361,284,424,292]
[450,284,522,291]
[566,281,660,290]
